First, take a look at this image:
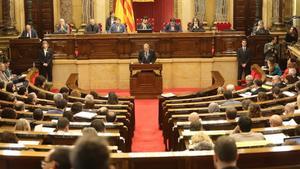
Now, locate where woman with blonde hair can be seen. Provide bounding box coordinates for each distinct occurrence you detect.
[250,64,263,80]
[15,119,31,131]
[190,132,213,151]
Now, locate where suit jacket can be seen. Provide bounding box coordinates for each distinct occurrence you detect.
[105,16,117,32]
[188,23,205,32]
[20,29,38,38]
[55,25,69,34]
[164,24,182,32]
[251,87,268,95]
[109,24,126,33]
[138,50,156,64]
[38,48,53,67]
[85,24,100,33]
[237,47,251,65]
[137,23,152,30]
[0,71,9,82]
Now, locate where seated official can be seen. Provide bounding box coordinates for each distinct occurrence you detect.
[55,18,70,34]
[38,41,53,82]
[164,18,182,32]
[251,20,269,35]
[20,24,38,38]
[249,79,267,95]
[285,26,298,44]
[0,62,10,83]
[105,11,117,32]
[267,57,282,76]
[109,18,126,33]
[138,43,156,64]
[137,16,152,30]
[188,17,205,32]
[85,18,100,33]
[264,36,280,62]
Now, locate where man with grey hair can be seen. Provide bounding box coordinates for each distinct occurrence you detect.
[14,101,25,111]
[208,102,220,113]
[284,103,295,116]
[269,115,283,127]
[225,84,235,92]
[53,93,64,102]
[245,75,254,87]
[138,43,156,64]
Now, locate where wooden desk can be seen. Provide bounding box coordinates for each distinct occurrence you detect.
[9,39,41,74]
[129,63,163,98]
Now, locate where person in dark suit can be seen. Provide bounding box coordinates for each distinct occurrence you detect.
[164,18,182,32]
[188,17,205,32]
[105,11,117,32]
[137,16,152,30]
[213,136,239,169]
[85,18,100,33]
[250,79,267,95]
[38,41,53,82]
[237,39,251,83]
[55,18,70,34]
[20,24,38,38]
[138,43,156,64]
[109,18,126,33]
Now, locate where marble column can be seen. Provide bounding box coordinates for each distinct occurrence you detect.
[194,0,206,22]
[24,0,33,25]
[271,0,285,31]
[60,0,73,23]
[255,0,263,22]
[82,0,94,24]
[1,0,18,35]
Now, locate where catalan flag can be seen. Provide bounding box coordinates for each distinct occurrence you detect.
[115,0,125,24]
[124,0,136,32]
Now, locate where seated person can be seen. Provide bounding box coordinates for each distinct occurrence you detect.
[272,86,284,99]
[245,75,254,87]
[220,90,241,106]
[84,99,95,110]
[1,107,17,119]
[47,99,68,114]
[34,75,46,89]
[230,116,265,142]
[284,68,298,84]
[63,111,74,122]
[190,120,203,131]
[190,132,213,151]
[137,16,152,30]
[251,20,269,35]
[59,86,70,95]
[241,99,252,111]
[15,119,31,131]
[283,103,295,116]
[250,64,263,80]
[6,82,15,93]
[138,43,156,64]
[188,112,200,123]
[109,18,126,33]
[0,62,10,83]
[20,24,38,38]
[85,18,100,33]
[188,17,205,32]
[17,86,28,96]
[264,36,280,62]
[225,84,235,93]
[269,115,283,127]
[91,119,106,132]
[55,117,70,134]
[225,107,237,120]
[71,102,83,114]
[295,81,300,94]
[0,49,8,63]
[267,57,282,76]
[208,102,220,113]
[14,101,25,111]
[248,103,262,118]
[272,75,286,88]
[257,92,268,102]
[97,106,109,115]
[250,79,267,95]
[0,131,19,143]
[282,57,298,79]
[3,59,12,79]
[32,109,44,131]
[164,18,182,32]
[55,18,70,34]
[285,26,298,44]
[106,111,117,123]
[82,127,98,137]
[41,147,71,169]
[25,92,38,105]
[105,11,117,32]
[107,91,119,104]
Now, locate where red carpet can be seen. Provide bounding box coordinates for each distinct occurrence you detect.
[131,99,165,152]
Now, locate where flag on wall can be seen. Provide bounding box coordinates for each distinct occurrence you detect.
[124,0,136,32]
[115,0,125,23]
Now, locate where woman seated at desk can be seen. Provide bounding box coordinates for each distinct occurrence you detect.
[188,17,205,32]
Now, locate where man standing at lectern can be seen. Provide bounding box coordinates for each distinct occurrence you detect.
[138,43,156,64]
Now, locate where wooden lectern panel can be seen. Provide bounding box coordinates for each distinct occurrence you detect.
[130,64,162,99]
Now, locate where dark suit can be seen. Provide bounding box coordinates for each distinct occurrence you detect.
[251,87,267,95]
[20,29,38,38]
[138,50,156,64]
[38,48,53,81]
[137,23,152,30]
[164,24,182,32]
[85,24,100,33]
[105,16,117,32]
[237,47,251,81]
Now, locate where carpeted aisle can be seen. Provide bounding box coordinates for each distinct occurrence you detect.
[131,99,165,152]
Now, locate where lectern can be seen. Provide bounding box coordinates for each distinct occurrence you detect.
[129,63,163,99]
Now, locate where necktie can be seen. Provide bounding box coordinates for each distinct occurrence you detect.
[145,52,148,60]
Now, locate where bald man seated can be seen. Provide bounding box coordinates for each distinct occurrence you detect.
[138,43,156,64]
[269,115,283,127]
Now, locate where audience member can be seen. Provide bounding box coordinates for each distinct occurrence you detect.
[188,17,205,32]
[272,86,284,99]
[295,81,300,94]
[190,120,203,131]
[269,115,283,127]
[47,99,67,114]
[14,101,25,111]
[59,87,69,95]
[63,111,74,122]
[41,147,71,169]
[225,84,235,92]
[0,81,5,90]
[285,26,298,44]
[225,107,237,120]
[295,95,300,113]
[15,118,31,131]
[250,79,267,95]
[70,136,110,169]
[221,90,241,106]
[91,119,106,132]
[248,103,262,118]
[213,136,239,169]
[282,57,297,79]
[190,132,213,151]
[33,108,44,121]
[245,75,254,87]
[20,24,38,38]
[1,107,17,119]
[284,103,295,116]
[70,89,81,97]
[34,75,46,88]
[257,92,268,102]
[55,117,70,133]
[0,131,18,143]
[84,99,95,109]
[107,92,118,104]
[208,102,220,113]
[241,99,252,111]
[267,57,282,76]
[85,18,100,33]
[252,20,269,35]
[71,102,83,114]
[264,36,280,62]
[97,107,109,115]
[188,112,200,123]
[106,111,117,123]
[90,91,99,99]
[17,86,28,96]
[5,82,15,93]
[0,63,9,83]
[230,116,265,142]
[82,127,98,137]
[272,75,286,88]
